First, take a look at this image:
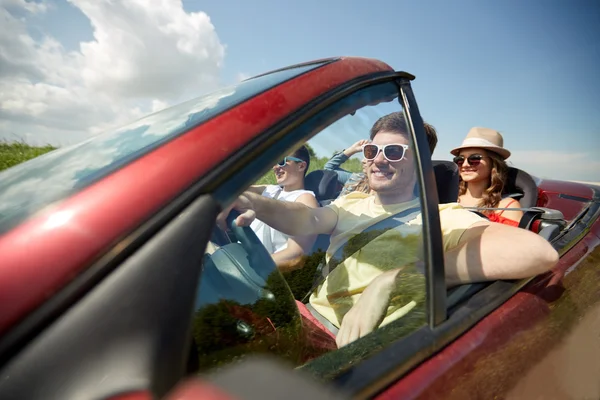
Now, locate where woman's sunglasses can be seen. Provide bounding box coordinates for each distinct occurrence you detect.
[362,143,409,162]
[276,156,304,167]
[453,154,486,167]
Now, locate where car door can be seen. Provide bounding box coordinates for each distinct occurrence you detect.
[0,195,220,400]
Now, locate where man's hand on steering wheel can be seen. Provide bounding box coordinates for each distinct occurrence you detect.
[217,191,257,230]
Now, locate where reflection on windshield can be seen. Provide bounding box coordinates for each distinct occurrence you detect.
[0,62,327,234]
[192,227,334,372]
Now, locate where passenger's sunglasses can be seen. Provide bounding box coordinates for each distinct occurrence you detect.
[453,154,486,167]
[276,156,304,167]
[362,143,409,162]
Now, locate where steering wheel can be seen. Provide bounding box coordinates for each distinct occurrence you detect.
[225,209,277,282]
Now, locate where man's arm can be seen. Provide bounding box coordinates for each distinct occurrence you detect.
[272,235,315,272]
[336,221,559,346]
[271,193,319,270]
[225,191,338,237]
[247,185,268,195]
[444,221,559,287]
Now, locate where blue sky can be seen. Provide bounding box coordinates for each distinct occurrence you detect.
[3,0,599,181]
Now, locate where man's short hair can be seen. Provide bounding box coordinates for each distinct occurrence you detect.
[370,112,438,155]
[423,122,438,155]
[292,145,310,174]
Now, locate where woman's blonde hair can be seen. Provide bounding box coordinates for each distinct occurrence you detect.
[458,150,508,209]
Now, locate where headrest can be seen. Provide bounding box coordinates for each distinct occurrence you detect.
[304,170,342,202]
[432,160,459,204]
[505,167,538,208]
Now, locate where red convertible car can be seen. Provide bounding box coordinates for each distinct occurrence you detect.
[0,57,598,400]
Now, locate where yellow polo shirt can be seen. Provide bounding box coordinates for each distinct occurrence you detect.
[309,192,484,328]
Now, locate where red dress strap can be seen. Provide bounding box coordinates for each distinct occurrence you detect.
[498,199,518,216]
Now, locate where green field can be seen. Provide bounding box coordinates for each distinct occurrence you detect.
[0,141,56,172]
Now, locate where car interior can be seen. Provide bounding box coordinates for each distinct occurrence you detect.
[196,148,572,365]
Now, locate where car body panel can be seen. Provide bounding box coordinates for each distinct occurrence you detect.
[538,179,594,201]
[0,57,393,336]
[537,179,594,221]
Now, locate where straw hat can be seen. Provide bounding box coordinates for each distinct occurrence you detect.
[450,127,511,160]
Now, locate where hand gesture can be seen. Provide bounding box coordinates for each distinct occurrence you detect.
[343,139,370,157]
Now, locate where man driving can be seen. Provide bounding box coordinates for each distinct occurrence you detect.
[220,112,559,348]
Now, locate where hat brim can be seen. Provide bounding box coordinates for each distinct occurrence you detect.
[450,144,511,160]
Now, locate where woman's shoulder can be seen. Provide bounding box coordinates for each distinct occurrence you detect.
[499,197,522,208]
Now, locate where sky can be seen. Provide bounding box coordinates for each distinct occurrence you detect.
[0,0,599,182]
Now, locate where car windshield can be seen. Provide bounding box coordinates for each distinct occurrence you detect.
[0,61,330,234]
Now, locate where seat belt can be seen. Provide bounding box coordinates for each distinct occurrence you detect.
[301,206,421,302]
[304,303,340,336]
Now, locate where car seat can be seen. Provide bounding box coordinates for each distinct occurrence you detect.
[304,170,342,206]
[504,167,539,208]
[431,160,459,204]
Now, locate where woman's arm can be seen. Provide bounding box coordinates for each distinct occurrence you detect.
[324,140,369,186]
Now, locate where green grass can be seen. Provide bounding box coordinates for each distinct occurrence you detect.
[0,141,56,172]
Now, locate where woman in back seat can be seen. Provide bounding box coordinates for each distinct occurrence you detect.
[451,127,523,226]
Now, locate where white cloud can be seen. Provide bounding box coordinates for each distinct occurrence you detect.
[509,150,600,183]
[236,72,251,82]
[151,100,169,114]
[0,0,225,146]
[0,0,48,14]
[0,84,238,226]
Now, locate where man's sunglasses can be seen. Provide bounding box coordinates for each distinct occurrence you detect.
[276,156,304,167]
[453,154,486,167]
[362,143,409,162]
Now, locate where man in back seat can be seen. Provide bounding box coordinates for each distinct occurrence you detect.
[221,113,559,347]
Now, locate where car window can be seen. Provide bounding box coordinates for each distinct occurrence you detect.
[192,81,430,378]
[0,61,329,235]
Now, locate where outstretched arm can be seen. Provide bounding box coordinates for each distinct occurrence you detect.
[247,184,268,195]
[270,193,319,270]
[444,221,558,286]
[336,221,559,347]
[222,191,338,237]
